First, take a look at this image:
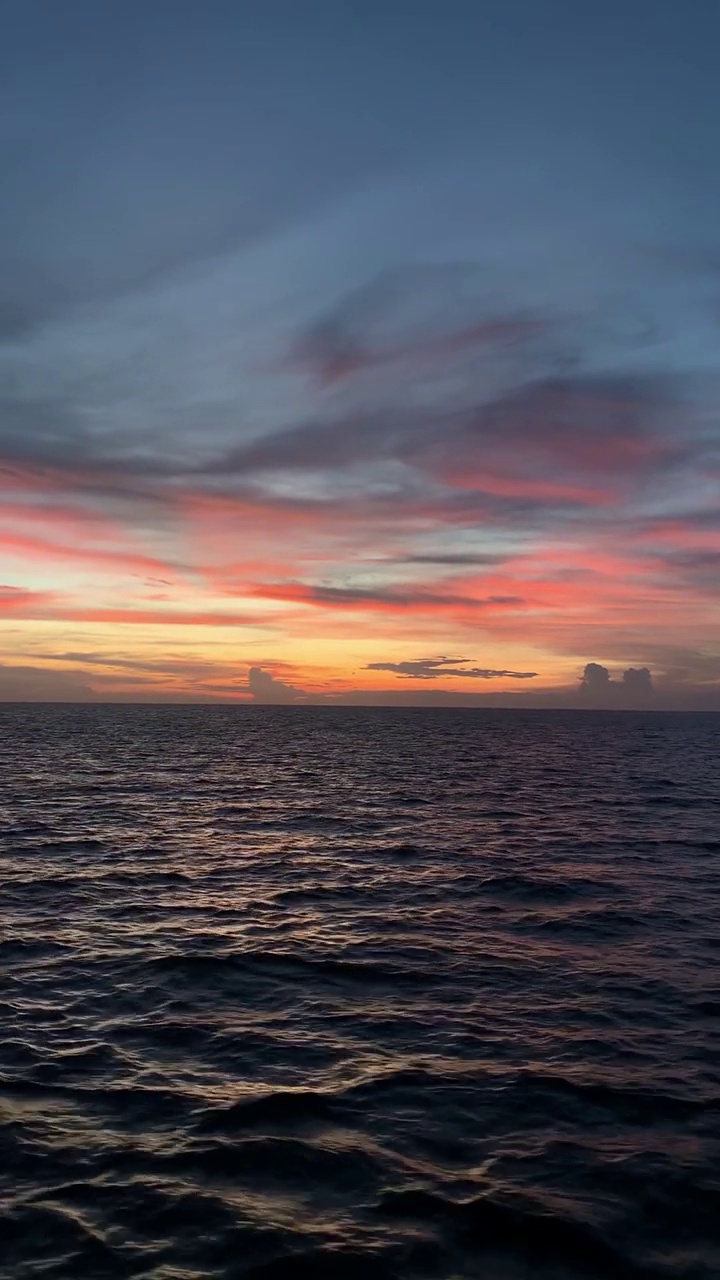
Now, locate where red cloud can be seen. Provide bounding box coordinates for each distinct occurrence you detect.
[0,585,57,613]
[0,585,269,628]
[0,530,182,581]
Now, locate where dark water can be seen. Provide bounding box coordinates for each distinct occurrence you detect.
[1,706,719,1280]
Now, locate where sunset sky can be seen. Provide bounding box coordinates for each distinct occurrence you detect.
[2,0,720,705]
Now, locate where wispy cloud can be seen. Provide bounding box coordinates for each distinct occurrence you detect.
[366,656,537,680]
[251,582,525,613]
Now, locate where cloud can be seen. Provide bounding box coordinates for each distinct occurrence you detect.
[638,646,720,685]
[580,662,612,693]
[410,374,691,504]
[395,553,507,566]
[285,263,545,386]
[0,584,56,613]
[622,666,653,695]
[0,405,175,534]
[36,651,216,678]
[0,662,94,701]
[251,582,524,613]
[247,666,304,704]
[0,584,272,629]
[10,649,313,702]
[0,528,183,580]
[365,656,537,680]
[580,662,654,704]
[195,369,694,533]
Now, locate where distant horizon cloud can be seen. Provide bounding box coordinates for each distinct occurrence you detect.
[580,662,654,704]
[365,657,538,680]
[2,653,720,710]
[246,666,304,704]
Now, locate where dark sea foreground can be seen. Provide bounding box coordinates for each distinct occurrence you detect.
[1,707,718,1280]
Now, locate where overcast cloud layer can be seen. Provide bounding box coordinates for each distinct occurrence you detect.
[1,1,720,705]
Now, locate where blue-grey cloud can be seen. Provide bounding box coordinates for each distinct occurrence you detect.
[366,657,537,680]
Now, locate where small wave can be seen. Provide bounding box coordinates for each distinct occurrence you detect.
[147,948,437,987]
[19,837,107,853]
[195,1089,340,1131]
[689,997,720,1018]
[374,842,424,858]
[518,906,644,938]
[241,1246,406,1280]
[215,811,386,835]
[3,1201,119,1275]
[161,1133,383,1189]
[512,1071,719,1121]
[481,871,607,902]
[376,1187,644,1276]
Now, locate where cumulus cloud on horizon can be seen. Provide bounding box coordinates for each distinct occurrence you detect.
[580,662,654,702]
[246,666,304,704]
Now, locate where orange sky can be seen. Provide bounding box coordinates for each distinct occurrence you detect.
[2,437,720,705]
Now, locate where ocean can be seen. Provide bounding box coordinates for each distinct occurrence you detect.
[1,705,718,1280]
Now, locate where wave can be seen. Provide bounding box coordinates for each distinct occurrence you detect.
[2,705,719,1279]
[509,1071,720,1121]
[146,948,438,987]
[195,1089,341,1131]
[376,1187,648,1278]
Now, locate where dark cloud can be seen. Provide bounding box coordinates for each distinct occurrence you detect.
[15,651,315,702]
[200,370,692,528]
[0,272,700,554]
[653,549,720,571]
[366,656,537,680]
[410,374,690,488]
[201,413,382,479]
[247,666,303,704]
[312,586,522,608]
[580,662,654,704]
[644,508,720,533]
[256,581,524,611]
[642,546,720,595]
[580,662,612,693]
[286,263,544,386]
[0,392,178,519]
[36,651,217,679]
[0,395,92,473]
[642,646,720,685]
[623,666,653,695]
[0,662,93,701]
[393,553,507,566]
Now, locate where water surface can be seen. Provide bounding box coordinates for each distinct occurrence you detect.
[1,706,718,1279]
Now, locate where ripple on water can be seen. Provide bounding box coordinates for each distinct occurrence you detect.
[0,705,719,1279]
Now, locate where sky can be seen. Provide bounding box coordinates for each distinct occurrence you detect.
[2,0,720,706]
